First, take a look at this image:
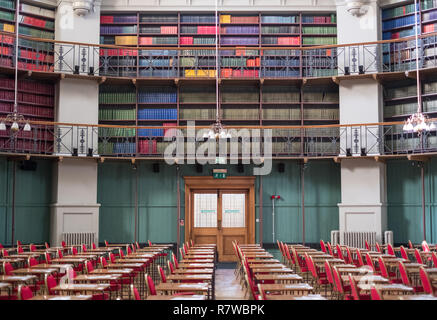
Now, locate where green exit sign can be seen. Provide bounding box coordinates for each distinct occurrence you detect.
[213,169,227,179]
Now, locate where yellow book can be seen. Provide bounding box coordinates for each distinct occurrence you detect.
[3,24,15,33]
[185,69,196,77]
[220,15,231,23]
[115,36,138,45]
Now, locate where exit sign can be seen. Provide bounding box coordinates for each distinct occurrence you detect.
[213,169,227,179]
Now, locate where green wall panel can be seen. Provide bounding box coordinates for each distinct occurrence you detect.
[0,157,52,246]
[98,160,341,245]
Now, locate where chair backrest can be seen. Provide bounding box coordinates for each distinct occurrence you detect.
[420,267,433,294]
[179,247,185,259]
[326,242,334,256]
[257,283,266,300]
[172,253,179,269]
[305,254,317,279]
[44,252,51,264]
[365,253,375,271]
[1,249,8,257]
[355,249,364,267]
[408,240,413,249]
[131,285,141,300]
[331,266,345,294]
[370,287,382,300]
[0,243,3,249]
[336,244,345,261]
[183,243,188,255]
[82,244,87,252]
[85,260,93,273]
[45,274,57,295]
[325,260,334,285]
[158,265,166,283]
[432,252,437,268]
[17,246,24,253]
[100,257,108,268]
[127,246,132,255]
[18,285,33,300]
[400,246,409,261]
[17,240,22,246]
[72,247,78,255]
[131,244,136,253]
[28,257,38,267]
[320,240,327,253]
[365,240,371,251]
[104,240,109,247]
[422,241,430,252]
[135,241,140,249]
[285,246,294,265]
[3,262,13,275]
[349,274,360,300]
[244,272,259,300]
[92,243,96,250]
[346,247,354,265]
[29,244,36,252]
[190,239,194,247]
[414,249,424,264]
[61,241,66,248]
[168,261,175,274]
[398,261,411,286]
[45,242,50,249]
[145,274,156,295]
[375,242,381,253]
[378,257,389,278]
[148,240,152,246]
[109,253,116,264]
[119,248,125,258]
[387,244,395,256]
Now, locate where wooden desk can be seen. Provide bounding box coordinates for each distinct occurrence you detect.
[106,263,144,269]
[249,264,285,269]
[341,275,389,284]
[252,268,294,274]
[90,268,133,275]
[30,295,92,300]
[114,259,151,264]
[173,268,214,274]
[155,283,209,296]
[247,259,280,264]
[358,283,414,294]
[73,274,121,283]
[51,283,110,295]
[336,267,373,275]
[266,294,327,300]
[0,275,36,284]
[31,264,73,272]
[167,274,213,282]
[382,294,437,300]
[255,274,303,284]
[183,255,215,259]
[177,263,214,269]
[180,259,214,264]
[124,254,155,259]
[259,283,313,295]
[146,294,207,300]
[0,258,25,264]
[12,268,57,276]
[51,258,86,264]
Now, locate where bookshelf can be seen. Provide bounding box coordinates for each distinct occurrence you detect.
[0,0,55,72]
[0,75,55,153]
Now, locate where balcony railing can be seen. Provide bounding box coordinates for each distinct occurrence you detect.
[1,31,437,79]
[1,120,437,160]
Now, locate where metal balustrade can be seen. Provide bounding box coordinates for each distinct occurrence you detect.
[1,121,437,159]
[1,31,437,79]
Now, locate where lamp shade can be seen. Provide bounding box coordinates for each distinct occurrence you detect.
[23,123,31,132]
[0,121,5,131]
[11,122,19,131]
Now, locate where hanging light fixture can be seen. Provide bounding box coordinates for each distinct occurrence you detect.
[203,0,231,140]
[0,0,31,134]
[403,0,435,134]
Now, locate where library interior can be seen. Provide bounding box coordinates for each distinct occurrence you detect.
[0,0,437,302]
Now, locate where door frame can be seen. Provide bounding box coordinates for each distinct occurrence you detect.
[184,176,256,247]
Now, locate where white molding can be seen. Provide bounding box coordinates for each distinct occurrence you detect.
[50,203,101,208]
[338,203,386,207]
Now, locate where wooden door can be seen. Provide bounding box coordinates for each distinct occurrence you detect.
[185,176,255,262]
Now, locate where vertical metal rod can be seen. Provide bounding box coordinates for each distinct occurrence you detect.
[421,164,426,241]
[11,160,16,245]
[259,176,263,246]
[272,196,275,243]
[301,162,305,246]
[134,164,138,242]
[177,165,181,259]
[14,0,20,114]
[414,0,422,113]
[215,0,219,121]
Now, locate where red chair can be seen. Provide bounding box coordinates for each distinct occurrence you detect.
[145,274,157,296]
[432,252,437,268]
[400,246,409,261]
[158,265,166,283]
[61,241,66,248]
[82,244,87,253]
[378,257,401,284]
[320,240,327,253]
[276,240,285,263]
[45,242,50,249]
[257,284,266,300]
[244,271,261,300]
[365,240,371,251]
[148,240,152,246]
[135,242,140,249]
[57,249,63,259]
[306,254,329,295]
[27,257,38,268]
[17,285,33,300]
[332,266,352,300]
[179,248,185,259]
[387,244,395,256]
[1,249,8,257]
[99,257,108,268]
[92,243,97,250]
[168,261,175,274]
[85,260,94,273]
[3,262,13,275]
[109,253,116,264]
[324,260,336,297]
[398,261,423,293]
[346,247,359,266]
[172,253,179,269]
[414,249,424,265]
[29,244,36,252]
[365,253,380,275]
[291,247,309,280]
[72,247,78,255]
[370,286,382,300]
[284,246,295,267]
[408,240,414,249]
[104,240,109,247]
[119,248,125,258]
[422,241,430,252]
[45,274,57,295]
[375,242,382,253]
[336,244,347,263]
[0,244,3,249]
[17,246,24,253]
[349,274,370,300]
[420,267,437,296]
[326,242,335,257]
[131,285,141,300]
[99,257,121,295]
[44,252,52,264]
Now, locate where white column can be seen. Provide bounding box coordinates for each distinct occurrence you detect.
[336,0,388,244]
[50,0,101,246]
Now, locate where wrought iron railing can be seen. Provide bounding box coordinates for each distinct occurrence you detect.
[1,120,437,159]
[1,31,437,79]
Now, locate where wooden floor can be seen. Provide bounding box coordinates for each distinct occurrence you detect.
[215,268,246,300]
